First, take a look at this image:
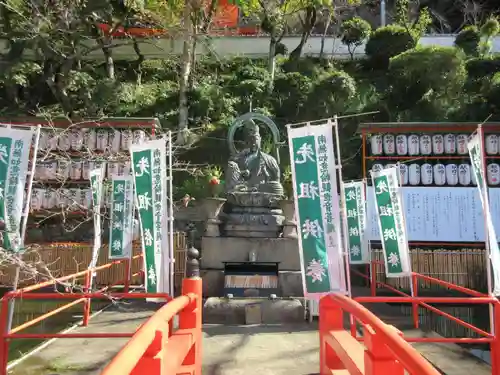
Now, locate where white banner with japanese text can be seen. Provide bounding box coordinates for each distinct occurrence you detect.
[288,124,346,298]
[109,175,134,259]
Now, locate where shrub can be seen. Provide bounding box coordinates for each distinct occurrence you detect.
[455,26,481,56]
[365,25,416,68]
[340,17,372,59]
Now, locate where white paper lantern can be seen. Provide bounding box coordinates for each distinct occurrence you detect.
[107,162,119,179]
[133,130,146,146]
[43,189,57,209]
[419,135,432,155]
[432,134,444,155]
[408,164,421,185]
[121,130,133,151]
[385,163,396,170]
[487,163,500,185]
[456,134,468,155]
[486,135,499,155]
[70,129,84,151]
[108,129,121,153]
[31,188,44,211]
[58,132,71,151]
[96,129,109,152]
[82,128,96,151]
[421,163,433,185]
[68,188,81,210]
[444,134,456,154]
[70,160,83,180]
[445,164,458,185]
[47,131,59,151]
[371,163,383,173]
[458,164,471,186]
[82,161,91,180]
[408,135,420,156]
[433,164,446,186]
[395,135,408,155]
[56,160,70,181]
[399,164,409,185]
[119,161,132,176]
[56,188,69,208]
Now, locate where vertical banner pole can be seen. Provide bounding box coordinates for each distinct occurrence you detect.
[477,125,495,335]
[332,116,356,336]
[168,131,174,297]
[7,125,41,333]
[396,161,417,325]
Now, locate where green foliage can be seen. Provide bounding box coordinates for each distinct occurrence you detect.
[455,26,481,56]
[386,46,466,120]
[365,25,416,68]
[394,0,431,41]
[481,17,500,38]
[340,17,371,59]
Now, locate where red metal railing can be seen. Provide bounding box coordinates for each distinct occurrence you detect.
[0,254,144,374]
[320,293,440,375]
[101,277,202,375]
[350,260,500,373]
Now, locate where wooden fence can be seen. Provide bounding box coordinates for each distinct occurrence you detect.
[371,248,487,291]
[0,232,187,290]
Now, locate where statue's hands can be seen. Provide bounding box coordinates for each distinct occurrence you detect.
[241,169,250,178]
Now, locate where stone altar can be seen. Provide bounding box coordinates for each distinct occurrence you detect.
[200,113,304,302]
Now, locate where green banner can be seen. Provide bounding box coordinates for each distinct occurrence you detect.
[130,138,168,296]
[468,131,500,295]
[0,128,33,252]
[89,166,105,269]
[343,181,369,264]
[371,167,410,277]
[109,175,134,259]
[288,124,346,297]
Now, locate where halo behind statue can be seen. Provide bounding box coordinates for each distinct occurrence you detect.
[227,112,280,157]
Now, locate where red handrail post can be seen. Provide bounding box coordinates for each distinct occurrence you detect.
[0,297,9,375]
[371,261,377,297]
[411,274,419,329]
[319,296,344,375]
[82,270,91,327]
[129,329,164,374]
[491,301,500,375]
[124,258,131,294]
[364,324,405,375]
[179,277,202,375]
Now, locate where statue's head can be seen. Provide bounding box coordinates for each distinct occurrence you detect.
[244,120,261,152]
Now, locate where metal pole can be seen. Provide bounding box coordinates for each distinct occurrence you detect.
[332,116,356,335]
[168,131,174,297]
[395,162,416,326]
[478,125,495,335]
[380,0,386,26]
[7,125,41,332]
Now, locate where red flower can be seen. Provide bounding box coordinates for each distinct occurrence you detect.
[209,176,220,185]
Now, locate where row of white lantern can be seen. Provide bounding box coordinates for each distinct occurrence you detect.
[35,160,131,181]
[372,163,500,186]
[31,186,118,211]
[38,129,149,153]
[370,134,500,156]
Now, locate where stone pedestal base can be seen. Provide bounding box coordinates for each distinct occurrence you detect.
[283,221,297,238]
[203,297,305,324]
[205,219,221,237]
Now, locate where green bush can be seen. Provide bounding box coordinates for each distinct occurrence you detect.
[455,26,481,56]
[466,56,500,79]
[365,25,416,68]
[340,17,372,59]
